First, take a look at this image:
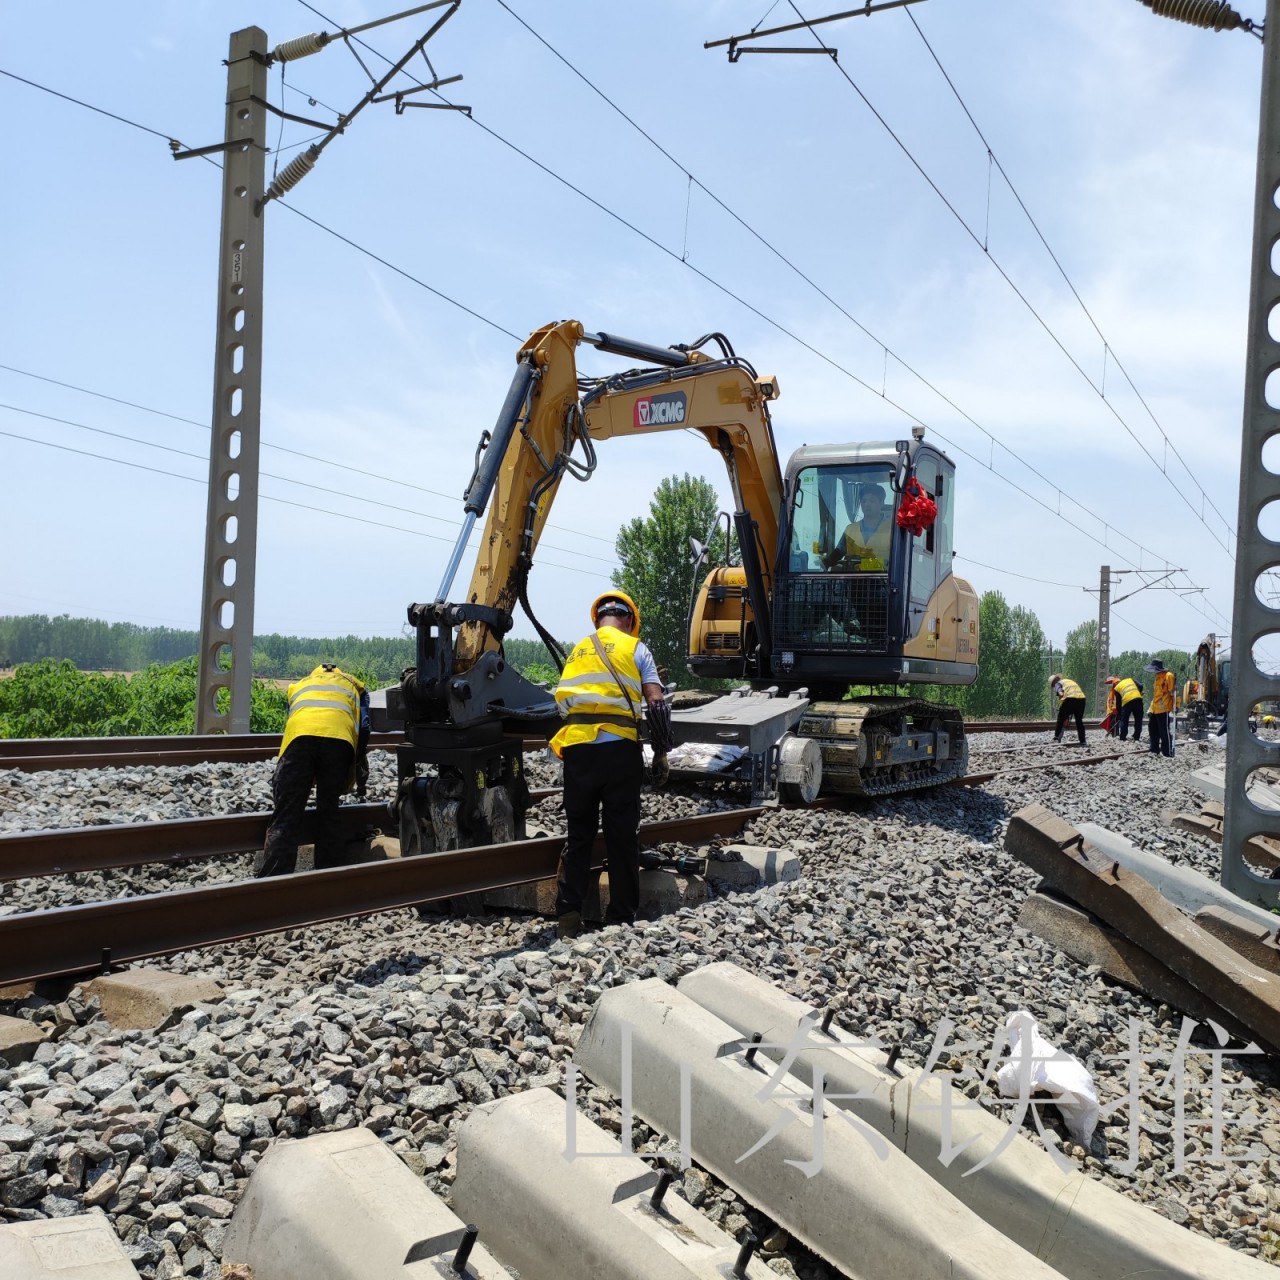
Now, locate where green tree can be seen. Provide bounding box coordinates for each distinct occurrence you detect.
[504,637,568,673]
[520,661,560,688]
[1005,601,1050,717]
[0,656,291,738]
[911,592,1048,717]
[128,658,209,734]
[1063,619,1099,713]
[0,660,132,738]
[612,474,724,682]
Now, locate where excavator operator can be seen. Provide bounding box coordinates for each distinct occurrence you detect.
[823,483,893,572]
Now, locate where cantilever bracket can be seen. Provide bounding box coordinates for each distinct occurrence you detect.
[728,42,838,62]
[170,137,263,161]
[249,94,338,133]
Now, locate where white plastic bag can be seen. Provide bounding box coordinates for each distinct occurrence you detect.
[995,1011,1099,1147]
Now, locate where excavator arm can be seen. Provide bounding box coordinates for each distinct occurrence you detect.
[425,321,785,697]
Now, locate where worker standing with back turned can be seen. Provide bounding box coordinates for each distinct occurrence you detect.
[1049,672,1088,746]
[550,591,674,940]
[1145,659,1177,758]
[258,662,370,877]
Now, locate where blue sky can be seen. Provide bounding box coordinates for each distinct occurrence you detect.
[0,0,1265,660]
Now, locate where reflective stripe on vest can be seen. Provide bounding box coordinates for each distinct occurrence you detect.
[280,666,364,755]
[550,627,642,758]
[1150,670,1176,715]
[1112,677,1141,705]
[1056,678,1085,702]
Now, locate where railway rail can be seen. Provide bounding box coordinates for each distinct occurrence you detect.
[0,755,1114,884]
[0,788,560,881]
[0,807,766,986]
[0,750,1124,986]
[0,721,1100,773]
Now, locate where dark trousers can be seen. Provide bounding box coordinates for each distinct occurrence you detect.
[1054,698,1086,744]
[259,736,354,876]
[1118,700,1143,741]
[1148,712,1173,757]
[555,739,643,924]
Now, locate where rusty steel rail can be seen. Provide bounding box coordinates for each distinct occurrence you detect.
[1,723,1086,773]
[0,804,392,881]
[958,752,1124,786]
[0,789,562,882]
[0,808,764,985]
[964,720,1103,735]
[0,732,410,773]
[0,732,551,773]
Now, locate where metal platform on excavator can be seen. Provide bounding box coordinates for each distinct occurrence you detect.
[667,689,966,802]
[668,688,811,804]
[797,697,967,797]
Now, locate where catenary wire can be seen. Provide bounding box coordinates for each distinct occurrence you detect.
[487,1,1091,537]
[0,403,620,568]
[954,555,1086,590]
[1110,606,1191,651]
[1,55,1232,634]
[0,365,615,548]
[902,6,1235,545]
[0,52,1210,596]
[783,0,1233,555]
[0,429,612,581]
[456,4,1234,613]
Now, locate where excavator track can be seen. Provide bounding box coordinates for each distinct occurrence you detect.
[797,697,968,798]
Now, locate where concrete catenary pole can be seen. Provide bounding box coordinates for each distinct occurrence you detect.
[1094,565,1111,717]
[1223,0,1280,908]
[195,28,267,734]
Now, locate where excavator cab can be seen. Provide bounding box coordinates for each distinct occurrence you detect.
[752,438,971,697]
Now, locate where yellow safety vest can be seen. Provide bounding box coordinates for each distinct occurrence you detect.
[1055,677,1085,702]
[1112,677,1142,706]
[1150,670,1176,715]
[280,665,364,755]
[550,627,643,758]
[836,515,893,572]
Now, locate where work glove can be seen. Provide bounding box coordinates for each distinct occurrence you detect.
[649,752,670,788]
[645,698,676,755]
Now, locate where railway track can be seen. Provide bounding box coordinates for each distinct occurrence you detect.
[0,807,766,986]
[0,756,1113,884]
[0,721,1095,773]
[0,788,561,880]
[0,750,1124,986]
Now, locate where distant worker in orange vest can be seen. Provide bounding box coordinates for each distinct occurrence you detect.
[1144,659,1177,758]
[1105,675,1144,744]
[549,592,674,940]
[1049,673,1087,746]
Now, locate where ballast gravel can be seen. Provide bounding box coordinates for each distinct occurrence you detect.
[0,732,1277,1280]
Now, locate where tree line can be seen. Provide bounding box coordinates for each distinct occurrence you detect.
[0,474,1198,737]
[0,616,562,686]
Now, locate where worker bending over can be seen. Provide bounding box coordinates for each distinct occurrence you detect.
[1105,674,1144,743]
[1050,673,1087,746]
[550,591,673,940]
[258,662,370,877]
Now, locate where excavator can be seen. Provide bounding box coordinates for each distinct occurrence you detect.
[372,320,980,855]
[1183,634,1229,739]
